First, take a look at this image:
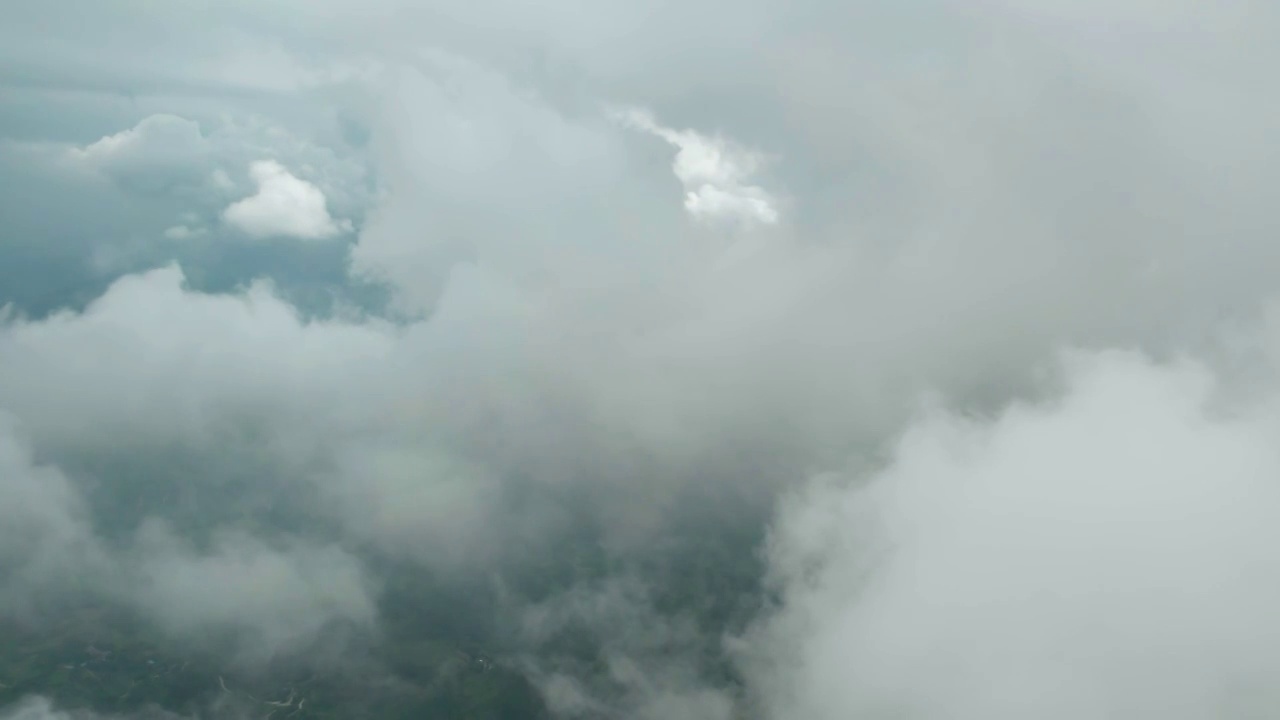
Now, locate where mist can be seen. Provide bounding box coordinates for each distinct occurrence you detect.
[3,0,1280,718]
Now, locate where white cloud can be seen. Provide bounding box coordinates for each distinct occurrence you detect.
[0,415,101,614]
[0,267,387,655]
[349,55,641,315]
[745,349,1280,719]
[612,106,779,227]
[222,159,350,239]
[6,2,1280,715]
[71,114,207,169]
[0,264,394,451]
[65,114,212,193]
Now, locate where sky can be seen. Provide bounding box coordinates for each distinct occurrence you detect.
[4,1,1280,718]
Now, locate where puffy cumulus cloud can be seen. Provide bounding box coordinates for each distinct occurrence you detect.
[5,0,1280,717]
[743,349,1280,719]
[0,264,392,453]
[612,106,780,227]
[0,109,372,318]
[54,112,368,224]
[66,114,213,193]
[0,258,553,583]
[222,159,351,240]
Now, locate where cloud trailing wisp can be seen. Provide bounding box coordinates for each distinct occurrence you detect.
[3,0,1280,718]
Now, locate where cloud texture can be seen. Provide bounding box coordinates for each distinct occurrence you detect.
[4,0,1280,718]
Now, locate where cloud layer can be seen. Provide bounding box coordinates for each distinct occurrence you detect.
[4,0,1280,718]
[745,349,1280,718]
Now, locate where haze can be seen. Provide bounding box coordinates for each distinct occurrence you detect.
[3,1,1280,718]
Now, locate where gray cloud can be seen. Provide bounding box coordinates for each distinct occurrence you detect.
[0,108,371,319]
[0,417,100,617]
[128,524,376,660]
[3,0,1280,716]
[0,697,187,720]
[743,348,1280,718]
[221,160,351,240]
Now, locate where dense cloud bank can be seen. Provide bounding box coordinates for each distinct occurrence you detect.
[4,0,1280,718]
[743,350,1280,719]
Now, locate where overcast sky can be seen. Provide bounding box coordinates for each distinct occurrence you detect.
[4,1,1280,718]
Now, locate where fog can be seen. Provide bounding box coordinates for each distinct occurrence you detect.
[3,0,1280,717]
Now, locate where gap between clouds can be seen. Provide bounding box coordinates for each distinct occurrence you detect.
[58,112,363,244]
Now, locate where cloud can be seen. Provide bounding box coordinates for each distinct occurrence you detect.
[222,159,350,239]
[66,114,212,193]
[4,0,1280,717]
[0,697,187,720]
[612,106,779,227]
[161,225,204,240]
[0,110,372,317]
[744,349,1280,719]
[0,264,391,450]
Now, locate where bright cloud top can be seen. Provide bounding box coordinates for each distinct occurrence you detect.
[613,107,779,227]
[222,160,349,240]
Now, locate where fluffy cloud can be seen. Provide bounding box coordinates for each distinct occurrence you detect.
[0,110,371,317]
[0,266,388,655]
[222,160,350,239]
[745,349,1280,718]
[0,418,99,616]
[349,53,651,315]
[66,114,212,193]
[4,0,1280,717]
[0,697,184,720]
[612,107,780,227]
